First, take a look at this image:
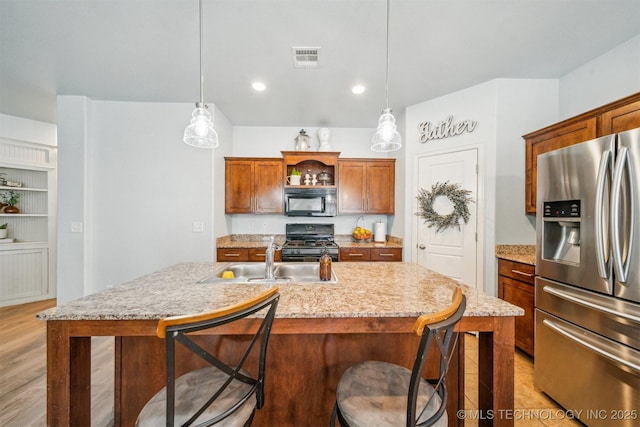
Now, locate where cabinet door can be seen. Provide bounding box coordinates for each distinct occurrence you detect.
[248,248,281,262]
[338,162,366,213]
[599,98,640,135]
[499,275,535,356]
[217,248,249,262]
[339,247,370,261]
[524,118,597,214]
[366,161,395,214]
[370,247,402,262]
[225,160,254,213]
[253,161,284,213]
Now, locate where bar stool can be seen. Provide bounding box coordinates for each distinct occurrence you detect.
[136,287,280,427]
[330,286,466,427]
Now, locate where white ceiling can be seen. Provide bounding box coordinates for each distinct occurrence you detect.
[1,0,639,128]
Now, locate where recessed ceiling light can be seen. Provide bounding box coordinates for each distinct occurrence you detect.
[352,85,366,95]
[252,81,266,91]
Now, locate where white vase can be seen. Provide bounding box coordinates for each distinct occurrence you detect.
[0,229,7,239]
[317,128,331,151]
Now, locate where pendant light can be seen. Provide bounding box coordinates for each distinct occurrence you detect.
[184,0,219,148]
[371,0,401,152]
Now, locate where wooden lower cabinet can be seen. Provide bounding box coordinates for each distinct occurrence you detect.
[217,248,281,262]
[497,259,535,356]
[339,247,402,262]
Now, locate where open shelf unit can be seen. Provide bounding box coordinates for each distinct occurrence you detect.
[0,138,57,307]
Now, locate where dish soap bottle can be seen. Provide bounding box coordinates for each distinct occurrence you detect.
[319,250,332,281]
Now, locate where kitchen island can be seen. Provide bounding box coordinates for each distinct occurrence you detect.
[39,262,522,426]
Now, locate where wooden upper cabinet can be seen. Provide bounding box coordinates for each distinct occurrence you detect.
[523,92,640,215]
[337,161,367,213]
[600,98,640,135]
[338,159,395,214]
[524,118,597,214]
[225,158,283,214]
[367,160,395,214]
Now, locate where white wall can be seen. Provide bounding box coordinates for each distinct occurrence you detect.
[559,35,640,119]
[56,96,92,303]
[405,81,497,293]
[212,105,234,247]
[495,79,558,244]
[57,97,231,300]
[0,114,57,146]
[404,79,559,295]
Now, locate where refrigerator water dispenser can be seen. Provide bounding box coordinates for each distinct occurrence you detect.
[542,200,581,265]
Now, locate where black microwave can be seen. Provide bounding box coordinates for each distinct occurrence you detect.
[284,187,337,217]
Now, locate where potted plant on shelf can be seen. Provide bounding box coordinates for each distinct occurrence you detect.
[0,223,7,239]
[288,167,302,186]
[1,190,20,214]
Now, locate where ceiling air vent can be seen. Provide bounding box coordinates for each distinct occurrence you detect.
[292,47,320,68]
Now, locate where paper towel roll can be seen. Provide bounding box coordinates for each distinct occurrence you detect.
[374,221,386,242]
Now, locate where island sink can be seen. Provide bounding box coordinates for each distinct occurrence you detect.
[199,262,339,284]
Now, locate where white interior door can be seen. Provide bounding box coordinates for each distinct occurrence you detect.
[415,148,478,288]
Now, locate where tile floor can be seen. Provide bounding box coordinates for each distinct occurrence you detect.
[463,334,582,426]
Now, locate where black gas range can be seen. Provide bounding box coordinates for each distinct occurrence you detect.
[281,223,339,262]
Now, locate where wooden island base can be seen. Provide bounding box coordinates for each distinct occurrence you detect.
[49,316,514,426]
[116,331,462,426]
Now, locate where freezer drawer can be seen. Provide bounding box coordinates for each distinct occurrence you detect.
[535,310,640,427]
[536,276,640,350]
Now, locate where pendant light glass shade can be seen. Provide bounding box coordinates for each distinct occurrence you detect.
[371,108,401,152]
[184,0,218,148]
[184,105,219,148]
[371,0,402,152]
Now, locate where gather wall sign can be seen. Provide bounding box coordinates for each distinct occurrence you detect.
[418,115,478,143]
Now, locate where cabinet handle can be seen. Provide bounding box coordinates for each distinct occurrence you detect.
[254,253,266,257]
[511,269,533,277]
[225,253,241,257]
[378,253,395,257]
[347,253,364,257]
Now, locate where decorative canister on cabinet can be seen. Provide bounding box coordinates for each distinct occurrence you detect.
[294,129,311,151]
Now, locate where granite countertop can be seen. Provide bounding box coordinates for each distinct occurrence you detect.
[38,262,522,321]
[216,234,403,249]
[216,235,286,249]
[495,245,536,265]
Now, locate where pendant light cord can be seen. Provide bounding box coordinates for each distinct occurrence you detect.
[385,0,390,109]
[199,0,204,107]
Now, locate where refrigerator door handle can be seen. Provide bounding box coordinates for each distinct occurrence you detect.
[611,146,634,283]
[595,150,612,279]
[542,284,640,323]
[542,318,640,373]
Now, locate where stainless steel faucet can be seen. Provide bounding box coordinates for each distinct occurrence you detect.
[265,236,277,280]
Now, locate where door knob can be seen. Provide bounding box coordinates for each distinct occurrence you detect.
[418,244,426,249]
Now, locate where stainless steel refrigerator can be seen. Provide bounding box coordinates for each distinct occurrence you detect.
[535,127,640,426]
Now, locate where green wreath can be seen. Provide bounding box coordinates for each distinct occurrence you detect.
[416,181,474,232]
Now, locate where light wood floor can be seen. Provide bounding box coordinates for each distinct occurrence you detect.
[0,299,580,427]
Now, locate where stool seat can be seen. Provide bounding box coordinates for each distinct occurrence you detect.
[136,367,256,427]
[134,287,280,427]
[337,361,446,427]
[331,286,465,427]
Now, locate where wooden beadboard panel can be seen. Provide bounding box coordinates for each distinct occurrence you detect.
[0,138,54,169]
[0,248,48,306]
